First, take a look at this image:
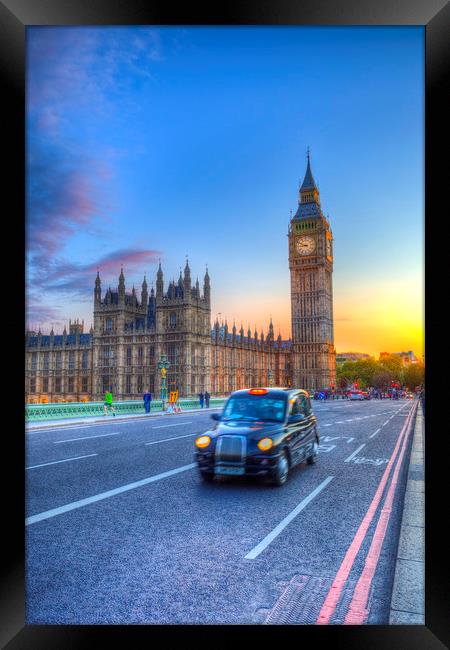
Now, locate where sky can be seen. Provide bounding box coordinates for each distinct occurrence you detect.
[26,26,424,359]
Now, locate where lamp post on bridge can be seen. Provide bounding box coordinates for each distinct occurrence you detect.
[157,354,170,411]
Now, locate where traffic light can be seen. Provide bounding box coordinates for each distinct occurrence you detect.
[355,382,358,388]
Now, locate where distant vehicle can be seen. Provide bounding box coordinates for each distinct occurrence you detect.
[362,391,371,400]
[349,390,364,401]
[406,392,414,399]
[194,387,319,486]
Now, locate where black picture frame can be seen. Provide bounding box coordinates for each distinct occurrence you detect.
[2,0,448,647]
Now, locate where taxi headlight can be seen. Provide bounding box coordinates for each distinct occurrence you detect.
[257,437,273,451]
[195,435,211,449]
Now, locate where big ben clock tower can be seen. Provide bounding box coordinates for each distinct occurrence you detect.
[288,150,336,390]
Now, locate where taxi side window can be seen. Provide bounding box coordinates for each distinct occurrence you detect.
[304,396,312,414]
[290,396,307,415]
[290,399,300,415]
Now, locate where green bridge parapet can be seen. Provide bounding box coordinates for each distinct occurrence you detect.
[25,398,227,422]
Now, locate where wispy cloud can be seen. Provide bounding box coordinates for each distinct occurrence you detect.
[26,27,165,328]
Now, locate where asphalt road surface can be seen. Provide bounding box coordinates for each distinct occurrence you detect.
[26,398,418,624]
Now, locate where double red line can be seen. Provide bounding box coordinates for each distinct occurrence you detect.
[316,401,418,625]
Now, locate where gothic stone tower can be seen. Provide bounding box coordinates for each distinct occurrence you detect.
[288,152,336,390]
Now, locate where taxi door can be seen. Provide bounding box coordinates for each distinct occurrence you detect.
[287,395,315,465]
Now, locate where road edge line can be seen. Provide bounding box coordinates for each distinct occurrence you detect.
[388,401,425,624]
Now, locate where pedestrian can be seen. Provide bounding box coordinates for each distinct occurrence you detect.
[198,391,204,408]
[143,389,152,414]
[205,391,210,408]
[103,388,116,416]
[419,387,425,417]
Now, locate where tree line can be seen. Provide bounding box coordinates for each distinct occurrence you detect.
[336,354,424,391]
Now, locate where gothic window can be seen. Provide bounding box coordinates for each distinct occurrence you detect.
[167,344,178,366]
[169,312,177,329]
[137,375,143,393]
[31,352,37,370]
[55,352,62,370]
[54,376,61,393]
[102,375,111,393]
[42,352,49,370]
[149,346,155,362]
[81,376,88,393]
[42,377,49,392]
[82,350,89,369]
[68,351,75,369]
[138,347,144,365]
[126,347,132,367]
[68,376,74,392]
[126,375,131,394]
[103,346,114,367]
[106,318,113,333]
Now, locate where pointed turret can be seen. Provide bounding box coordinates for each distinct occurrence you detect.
[268,317,274,341]
[94,270,101,304]
[141,275,148,308]
[184,257,191,293]
[203,265,210,303]
[118,267,125,303]
[293,148,322,220]
[300,148,318,193]
[156,261,163,298]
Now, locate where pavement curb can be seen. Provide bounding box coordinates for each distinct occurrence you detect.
[26,406,222,430]
[389,401,424,624]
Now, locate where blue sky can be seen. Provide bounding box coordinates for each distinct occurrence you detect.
[26,26,424,356]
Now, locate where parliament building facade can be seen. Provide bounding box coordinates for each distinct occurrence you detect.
[25,156,336,403]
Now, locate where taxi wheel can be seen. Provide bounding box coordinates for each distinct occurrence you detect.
[307,439,319,465]
[272,450,289,487]
[200,471,215,483]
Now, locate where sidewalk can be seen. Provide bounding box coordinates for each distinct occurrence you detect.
[26,406,221,431]
[389,402,425,624]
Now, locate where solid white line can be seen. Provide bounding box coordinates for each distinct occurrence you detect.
[369,428,381,439]
[345,444,366,463]
[145,433,196,445]
[54,432,121,444]
[244,476,334,560]
[25,462,197,526]
[151,422,193,429]
[382,420,389,426]
[26,453,98,470]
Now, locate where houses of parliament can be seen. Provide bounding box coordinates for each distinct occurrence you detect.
[25,155,336,402]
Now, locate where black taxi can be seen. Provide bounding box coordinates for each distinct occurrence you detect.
[194,387,319,486]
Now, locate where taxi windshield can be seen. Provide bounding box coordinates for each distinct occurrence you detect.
[222,394,287,422]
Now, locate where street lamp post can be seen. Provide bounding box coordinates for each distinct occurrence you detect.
[157,354,170,411]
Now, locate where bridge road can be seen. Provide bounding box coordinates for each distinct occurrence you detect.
[25,398,417,624]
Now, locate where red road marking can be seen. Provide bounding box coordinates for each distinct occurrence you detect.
[344,401,418,624]
[315,403,416,625]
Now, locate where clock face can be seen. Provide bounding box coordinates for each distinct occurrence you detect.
[296,235,316,255]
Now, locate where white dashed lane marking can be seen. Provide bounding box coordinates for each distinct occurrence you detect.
[345,444,366,463]
[26,463,197,526]
[54,432,121,444]
[26,453,98,470]
[244,476,334,560]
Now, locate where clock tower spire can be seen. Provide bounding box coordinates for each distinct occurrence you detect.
[288,151,336,391]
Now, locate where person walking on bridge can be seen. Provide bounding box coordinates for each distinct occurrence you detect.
[143,389,152,414]
[103,388,116,416]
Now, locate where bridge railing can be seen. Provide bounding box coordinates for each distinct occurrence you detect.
[25,398,227,422]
